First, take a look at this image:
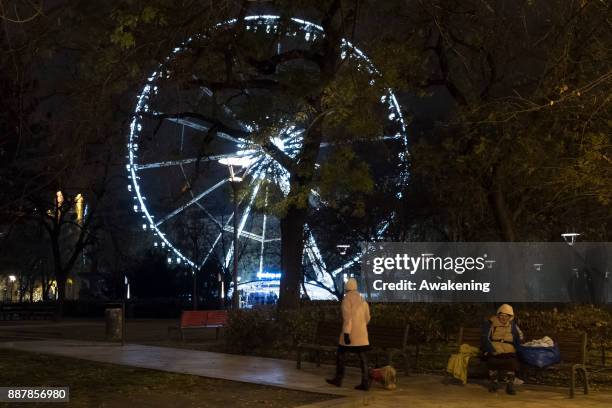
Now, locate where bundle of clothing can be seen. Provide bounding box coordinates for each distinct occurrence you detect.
[522,336,554,347]
[446,344,480,384]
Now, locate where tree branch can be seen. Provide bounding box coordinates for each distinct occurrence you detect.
[142,111,298,175]
[246,49,322,75]
[425,34,469,106]
[188,77,283,92]
[140,111,250,139]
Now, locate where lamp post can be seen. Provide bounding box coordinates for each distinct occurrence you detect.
[219,157,248,310]
[230,179,240,309]
[8,275,16,303]
[563,232,581,301]
[192,267,198,310]
[562,232,580,275]
[337,244,351,296]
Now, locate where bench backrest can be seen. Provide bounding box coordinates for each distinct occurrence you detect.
[314,321,342,345]
[458,326,482,349]
[206,310,228,326]
[313,321,409,349]
[180,311,208,328]
[180,310,228,328]
[368,324,410,350]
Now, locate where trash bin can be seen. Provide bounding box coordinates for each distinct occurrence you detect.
[105,308,123,341]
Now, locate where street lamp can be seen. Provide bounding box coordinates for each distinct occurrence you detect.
[8,275,16,303]
[336,244,350,256]
[218,157,250,310]
[562,232,580,246]
[562,232,581,291]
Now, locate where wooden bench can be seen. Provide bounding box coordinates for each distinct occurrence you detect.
[296,321,411,373]
[455,326,589,398]
[168,310,228,341]
[368,324,413,374]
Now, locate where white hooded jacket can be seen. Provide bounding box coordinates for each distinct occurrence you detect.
[339,281,371,347]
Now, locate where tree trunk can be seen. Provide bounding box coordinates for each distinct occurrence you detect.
[55,273,67,320]
[277,115,325,310]
[41,262,50,301]
[278,205,307,310]
[18,277,24,303]
[274,7,340,308]
[487,167,517,242]
[29,277,34,303]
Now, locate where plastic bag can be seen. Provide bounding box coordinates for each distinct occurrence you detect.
[517,344,561,368]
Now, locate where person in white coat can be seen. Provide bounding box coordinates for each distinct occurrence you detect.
[326,277,371,390]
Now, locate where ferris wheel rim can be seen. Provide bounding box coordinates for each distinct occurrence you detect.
[126,14,409,282]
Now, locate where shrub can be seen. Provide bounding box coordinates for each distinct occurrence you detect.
[225,308,278,354]
[223,302,612,355]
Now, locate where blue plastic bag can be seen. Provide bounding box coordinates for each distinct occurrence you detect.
[517,344,561,368]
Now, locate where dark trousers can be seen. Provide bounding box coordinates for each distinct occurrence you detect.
[334,346,369,385]
[486,353,519,382]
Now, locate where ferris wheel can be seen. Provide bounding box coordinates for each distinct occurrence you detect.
[126,15,408,300]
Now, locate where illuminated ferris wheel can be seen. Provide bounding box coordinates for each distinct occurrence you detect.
[126,15,408,300]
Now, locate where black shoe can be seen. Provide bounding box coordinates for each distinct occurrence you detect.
[506,382,516,395]
[355,383,369,391]
[488,382,499,393]
[326,378,342,387]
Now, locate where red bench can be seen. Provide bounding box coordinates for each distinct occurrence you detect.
[168,310,228,341]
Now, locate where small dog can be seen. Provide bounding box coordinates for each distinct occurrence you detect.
[368,365,397,390]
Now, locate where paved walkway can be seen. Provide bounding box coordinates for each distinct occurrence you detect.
[1,339,611,407]
[0,339,359,397]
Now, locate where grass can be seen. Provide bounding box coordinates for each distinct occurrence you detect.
[0,349,335,408]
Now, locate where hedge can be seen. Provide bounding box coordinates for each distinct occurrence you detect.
[224,302,612,355]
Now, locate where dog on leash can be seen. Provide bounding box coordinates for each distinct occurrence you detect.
[368,365,397,390]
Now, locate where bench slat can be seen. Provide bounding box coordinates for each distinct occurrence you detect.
[180,311,207,328]
[206,311,228,326]
[368,326,408,349]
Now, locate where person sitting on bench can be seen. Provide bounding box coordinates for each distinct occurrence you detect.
[481,303,524,395]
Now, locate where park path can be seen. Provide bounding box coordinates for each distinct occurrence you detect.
[1,339,612,408]
[0,339,359,397]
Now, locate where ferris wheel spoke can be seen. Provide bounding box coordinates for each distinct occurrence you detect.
[329,257,360,276]
[318,134,404,149]
[199,230,225,269]
[134,152,257,171]
[161,115,246,144]
[155,178,229,227]
[259,187,269,275]
[199,206,223,229]
[200,165,265,269]
[224,180,263,268]
[155,153,263,228]
[222,227,264,242]
[198,176,259,270]
[303,226,336,289]
[194,83,254,136]
[304,245,329,285]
